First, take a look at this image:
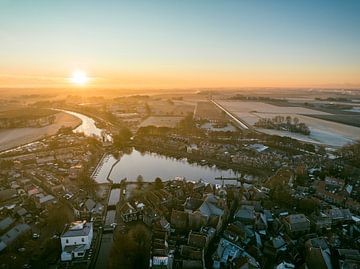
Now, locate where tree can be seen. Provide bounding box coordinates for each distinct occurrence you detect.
[113,127,132,148]
[293,117,299,125]
[136,175,144,190]
[154,177,164,189]
[47,205,73,234]
[297,198,320,214]
[78,172,97,195]
[109,224,151,269]
[286,116,292,125]
[318,145,326,155]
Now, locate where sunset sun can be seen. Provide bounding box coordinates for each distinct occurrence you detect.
[70,70,89,85]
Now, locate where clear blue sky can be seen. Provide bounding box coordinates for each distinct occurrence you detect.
[0,0,359,88]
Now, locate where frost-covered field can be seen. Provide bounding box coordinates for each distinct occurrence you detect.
[0,112,81,151]
[140,116,183,128]
[217,101,330,115]
[217,100,360,147]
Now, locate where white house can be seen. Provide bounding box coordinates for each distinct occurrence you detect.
[60,221,93,261]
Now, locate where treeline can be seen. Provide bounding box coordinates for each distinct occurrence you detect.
[255,115,310,135]
[338,140,360,168]
[0,108,57,128]
[228,94,287,102]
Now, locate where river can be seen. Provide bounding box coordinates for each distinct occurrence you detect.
[60,110,104,137]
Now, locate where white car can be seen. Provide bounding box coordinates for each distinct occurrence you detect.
[32,233,40,239]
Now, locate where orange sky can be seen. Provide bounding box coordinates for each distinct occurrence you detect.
[1,1,359,89]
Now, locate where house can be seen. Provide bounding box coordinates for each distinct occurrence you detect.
[0,189,18,204]
[263,236,287,259]
[0,223,31,250]
[0,217,14,231]
[119,202,138,222]
[335,249,360,268]
[248,143,269,153]
[188,211,208,230]
[60,221,93,261]
[188,231,208,249]
[283,214,310,236]
[223,221,255,246]
[305,238,332,269]
[197,199,225,231]
[27,187,40,197]
[34,193,56,208]
[84,198,96,212]
[92,203,104,216]
[212,238,257,269]
[36,155,55,165]
[69,164,83,180]
[234,206,256,225]
[324,177,345,192]
[14,206,28,219]
[0,241,6,252]
[325,208,352,225]
[184,197,203,213]
[153,217,171,233]
[309,212,332,232]
[170,210,188,230]
[143,206,159,226]
[200,226,216,247]
[151,256,173,269]
[180,245,204,265]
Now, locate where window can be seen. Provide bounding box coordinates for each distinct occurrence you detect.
[81,238,84,242]
[66,239,69,243]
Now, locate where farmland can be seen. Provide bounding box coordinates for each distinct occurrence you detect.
[139,116,183,128]
[0,111,81,151]
[147,99,195,116]
[194,101,227,121]
[216,100,360,147]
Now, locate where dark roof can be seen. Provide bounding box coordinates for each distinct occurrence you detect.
[198,201,223,217]
[85,199,96,211]
[0,241,6,252]
[184,197,203,211]
[0,217,14,231]
[0,224,31,245]
[0,189,17,202]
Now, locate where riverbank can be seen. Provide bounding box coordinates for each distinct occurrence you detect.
[0,112,81,152]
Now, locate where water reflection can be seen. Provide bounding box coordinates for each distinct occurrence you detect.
[109,148,236,184]
[108,189,121,206]
[61,110,104,137]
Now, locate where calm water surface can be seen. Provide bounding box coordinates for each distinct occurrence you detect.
[108,189,121,206]
[62,110,104,137]
[108,149,236,184]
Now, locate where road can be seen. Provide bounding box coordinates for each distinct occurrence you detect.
[93,233,113,269]
[211,100,250,130]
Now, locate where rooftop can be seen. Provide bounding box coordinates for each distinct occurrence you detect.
[61,221,92,238]
[0,223,31,245]
[0,217,14,231]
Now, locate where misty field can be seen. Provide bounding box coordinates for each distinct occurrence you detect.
[0,112,81,151]
[217,100,360,147]
[139,116,183,128]
[194,101,226,121]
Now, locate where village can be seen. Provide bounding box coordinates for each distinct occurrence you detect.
[0,122,359,268]
[0,93,359,269]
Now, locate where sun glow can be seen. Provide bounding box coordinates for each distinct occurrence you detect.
[70,70,89,85]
